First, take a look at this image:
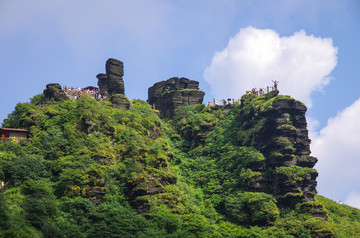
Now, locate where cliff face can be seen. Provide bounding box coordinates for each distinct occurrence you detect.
[148,77,205,118]
[2,79,338,237]
[41,80,320,212]
[233,92,319,207]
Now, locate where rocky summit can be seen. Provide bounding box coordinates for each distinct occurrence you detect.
[43,83,68,101]
[235,92,319,207]
[148,77,205,118]
[97,58,125,95]
[2,59,357,238]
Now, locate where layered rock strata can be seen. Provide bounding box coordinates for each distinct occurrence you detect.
[148,77,205,118]
[97,58,125,95]
[110,94,130,109]
[235,92,319,207]
[43,83,68,101]
[127,173,177,215]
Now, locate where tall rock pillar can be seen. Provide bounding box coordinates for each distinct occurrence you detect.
[97,58,125,95]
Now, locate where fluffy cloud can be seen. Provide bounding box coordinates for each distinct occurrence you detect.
[204,27,337,107]
[312,97,360,208]
[345,191,360,209]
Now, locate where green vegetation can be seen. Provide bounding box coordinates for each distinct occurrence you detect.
[0,93,358,237]
[274,166,317,183]
[316,195,360,237]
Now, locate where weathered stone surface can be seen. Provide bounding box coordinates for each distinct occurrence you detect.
[148,77,205,118]
[97,58,125,95]
[110,94,130,109]
[236,94,319,208]
[297,202,328,220]
[127,173,177,215]
[86,187,106,205]
[43,83,68,101]
[106,58,124,77]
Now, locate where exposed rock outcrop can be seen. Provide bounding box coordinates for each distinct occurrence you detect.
[43,83,68,101]
[235,93,319,207]
[97,58,125,95]
[110,94,130,109]
[127,174,177,215]
[148,77,205,118]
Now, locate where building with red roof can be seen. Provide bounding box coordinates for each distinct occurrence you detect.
[0,128,29,140]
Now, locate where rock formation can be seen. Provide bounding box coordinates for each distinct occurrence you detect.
[127,173,177,215]
[235,92,319,207]
[110,94,130,109]
[148,77,205,118]
[43,83,68,101]
[97,58,125,95]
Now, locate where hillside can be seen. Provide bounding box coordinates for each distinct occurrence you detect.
[1,89,359,238]
[0,59,359,237]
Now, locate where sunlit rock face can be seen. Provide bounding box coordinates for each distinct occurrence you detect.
[148,77,205,118]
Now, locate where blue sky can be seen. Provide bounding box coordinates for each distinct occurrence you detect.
[1,0,360,207]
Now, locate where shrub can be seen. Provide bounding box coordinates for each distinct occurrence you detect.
[225,192,280,225]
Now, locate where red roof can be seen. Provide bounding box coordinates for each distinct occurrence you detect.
[0,128,29,132]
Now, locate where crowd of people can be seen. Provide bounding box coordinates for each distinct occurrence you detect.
[208,81,280,106]
[246,80,279,96]
[62,86,109,101]
[207,98,241,106]
[63,81,279,107]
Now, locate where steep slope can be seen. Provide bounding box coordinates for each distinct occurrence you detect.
[168,91,332,236]
[170,91,319,204]
[229,91,319,206]
[0,95,180,237]
[0,87,359,237]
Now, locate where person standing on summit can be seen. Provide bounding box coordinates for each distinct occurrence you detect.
[272,80,279,91]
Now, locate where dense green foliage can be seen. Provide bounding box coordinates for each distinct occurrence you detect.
[0,94,359,237]
[316,195,360,237]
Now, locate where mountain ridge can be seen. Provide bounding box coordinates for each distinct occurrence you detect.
[0,59,359,237]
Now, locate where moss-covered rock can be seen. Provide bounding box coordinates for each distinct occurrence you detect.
[148,77,205,118]
[223,93,318,206]
[110,94,130,109]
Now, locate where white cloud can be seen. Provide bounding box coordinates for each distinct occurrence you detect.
[312,97,360,204]
[204,27,338,107]
[306,116,320,140]
[345,191,360,209]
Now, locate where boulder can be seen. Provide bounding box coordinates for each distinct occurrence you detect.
[148,77,205,118]
[43,83,68,101]
[106,58,124,77]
